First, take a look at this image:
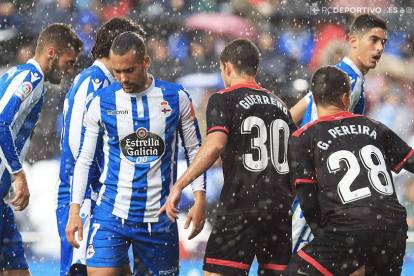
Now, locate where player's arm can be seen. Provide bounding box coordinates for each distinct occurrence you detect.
[290,94,310,128]
[289,133,323,235]
[66,97,101,248]
[156,131,227,238]
[0,86,35,211]
[296,183,323,236]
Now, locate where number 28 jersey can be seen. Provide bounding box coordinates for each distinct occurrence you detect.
[290,111,414,232]
[206,83,296,215]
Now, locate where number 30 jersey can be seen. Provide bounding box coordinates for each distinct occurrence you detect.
[206,83,296,215]
[290,111,414,232]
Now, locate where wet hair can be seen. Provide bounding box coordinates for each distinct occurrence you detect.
[311,66,350,108]
[349,14,387,37]
[110,32,147,60]
[219,38,260,76]
[36,23,83,56]
[92,16,146,59]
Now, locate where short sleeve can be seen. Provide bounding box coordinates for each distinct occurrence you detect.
[206,93,230,135]
[289,134,317,186]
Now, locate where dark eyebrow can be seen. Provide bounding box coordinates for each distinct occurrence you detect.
[113,67,136,73]
[371,35,387,44]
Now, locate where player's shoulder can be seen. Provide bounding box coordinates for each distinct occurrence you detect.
[155,78,185,94]
[335,58,362,83]
[98,81,122,97]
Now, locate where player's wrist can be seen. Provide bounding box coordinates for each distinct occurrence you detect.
[68,203,81,217]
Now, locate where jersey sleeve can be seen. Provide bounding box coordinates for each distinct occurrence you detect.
[71,96,102,205]
[377,122,414,173]
[0,70,42,173]
[289,133,317,186]
[206,93,230,135]
[178,88,206,192]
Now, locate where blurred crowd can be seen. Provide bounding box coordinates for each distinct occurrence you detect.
[2,0,414,261]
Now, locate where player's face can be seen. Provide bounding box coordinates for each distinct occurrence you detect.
[111,49,151,94]
[47,49,79,84]
[352,28,387,73]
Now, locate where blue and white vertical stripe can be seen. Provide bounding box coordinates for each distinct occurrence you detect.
[72,76,205,223]
[0,59,44,198]
[301,57,365,127]
[56,61,116,210]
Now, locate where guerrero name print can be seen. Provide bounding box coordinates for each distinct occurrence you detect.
[120,127,165,164]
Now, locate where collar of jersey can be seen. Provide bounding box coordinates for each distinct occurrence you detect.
[125,74,155,97]
[27,59,44,77]
[219,81,267,93]
[93,60,117,84]
[317,111,355,122]
[342,57,363,79]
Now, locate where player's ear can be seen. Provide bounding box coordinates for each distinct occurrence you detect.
[226,62,233,76]
[341,91,350,110]
[144,55,151,70]
[46,46,57,60]
[349,35,358,49]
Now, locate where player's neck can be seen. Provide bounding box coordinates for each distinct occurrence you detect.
[317,106,347,118]
[33,54,49,80]
[347,53,369,75]
[96,58,112,75]
[228,75,257,87]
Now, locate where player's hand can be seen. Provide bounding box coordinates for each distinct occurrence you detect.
[154,185,182,222]
[66,204,83,249]
[10,170,30,211]
[185,191,206,240]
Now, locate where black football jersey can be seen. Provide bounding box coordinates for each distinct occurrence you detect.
[290,111,414,232]
[206,83,296,214]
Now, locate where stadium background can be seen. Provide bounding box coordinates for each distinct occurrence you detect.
[1,0,414,274]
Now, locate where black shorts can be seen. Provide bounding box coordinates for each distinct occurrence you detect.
[284,229,407,276]
[203,211,292,276]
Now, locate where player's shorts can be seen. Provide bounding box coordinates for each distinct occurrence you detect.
[203,211,291,276]
[0,200,29,270]
[292,196,314,254]
[284,229,407,276]
[56,199,94,276]
[86,205,179,276]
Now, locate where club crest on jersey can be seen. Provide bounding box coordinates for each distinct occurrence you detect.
[86,245,95,259]
[15,82,33,100]
[120,127,165,164]
[159,101,172,117]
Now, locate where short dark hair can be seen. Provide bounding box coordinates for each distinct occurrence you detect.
[92,16,146,59]
[350,14,387,37]
[36,23,83,55]
[219,38,260,76]
[110,32,147,60]
[311,66,350,108]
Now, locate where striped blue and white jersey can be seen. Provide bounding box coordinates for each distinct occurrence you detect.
[71,76,205,222]
[0,59,45,199]
[56,61,116,210]
[301,57,365,127]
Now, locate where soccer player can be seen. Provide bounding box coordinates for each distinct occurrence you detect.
[56,17,145,276]
[285,65,414,276]
[157,38,296,276]
[0,23,82,275]
[65,32,206,276]
[289,13,388,254]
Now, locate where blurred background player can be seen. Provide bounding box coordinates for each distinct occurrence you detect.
[289,13,388,256]
[56,17,145,276]
[66,32,206,276]
[0,23,82,276]
[158,38,296,276]
[286,65,414,276]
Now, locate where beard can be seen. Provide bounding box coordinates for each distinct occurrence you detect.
[48,58,64,84]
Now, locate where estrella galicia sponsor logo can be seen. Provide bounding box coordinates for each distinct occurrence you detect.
[107,109,129,115]
[120,127,165,164]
